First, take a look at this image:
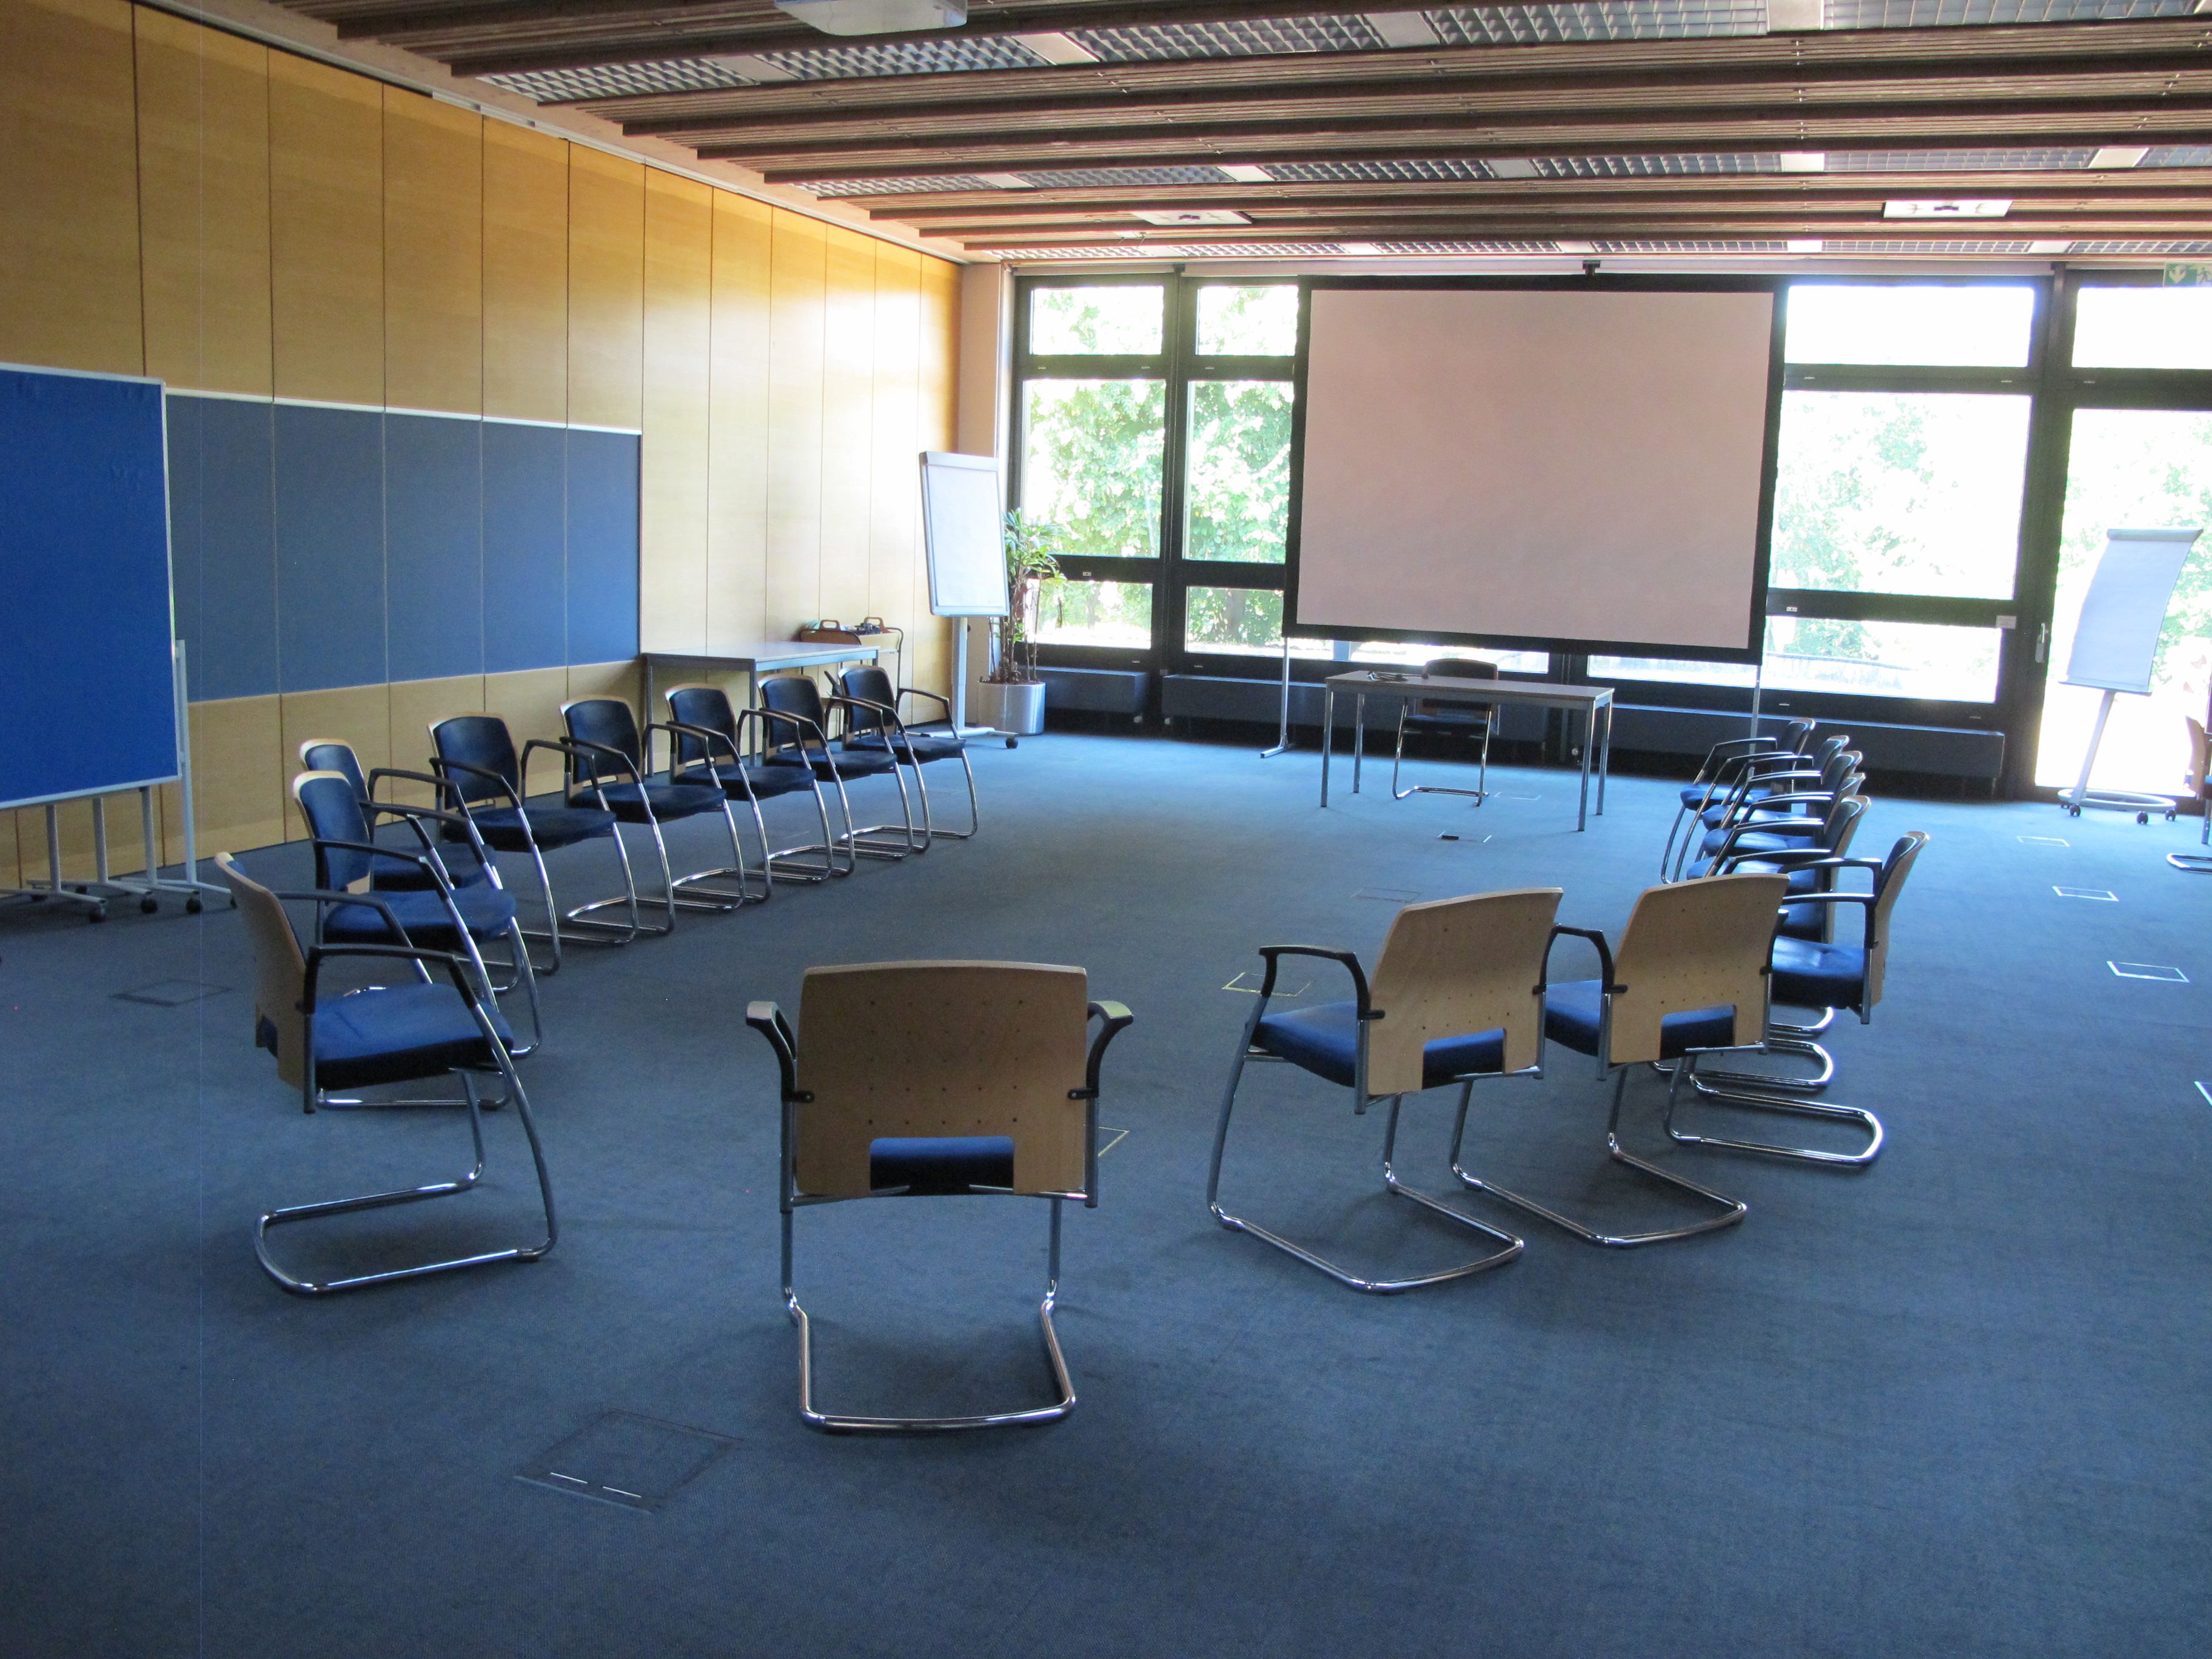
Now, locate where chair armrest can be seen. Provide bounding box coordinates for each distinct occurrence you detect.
[1254,945,1373,1018]
[1077,1000,1135,1208]
[306,836,451,896]
[746,1000,801,1101]
[429,757,523,812]
[269,884,409,937]
[367,765,461,807]
[897,687,953,719]
[1773,890,1879,952]
[535,735,641,786]
[1717,844,1836,872]
[659,719,747,777]
[1546,924,1619,993]
[754,707,829,749]
[1707,817,1823,857]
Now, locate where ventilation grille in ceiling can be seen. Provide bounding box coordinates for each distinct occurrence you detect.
[1266,159,1496,182]
[1595,238,1791,252]
[1824,149,2099,170]
[2145,147,2212,167]
[1019,167,1239,187]
[1070,16,1387,61]
[796,175,995,196]
[1367,238,1563,252]
[2068,238,2212,253]
[1823,0,2196,25]
[1533,153,1779,176]
[1821,238,2046,252]
[480,59,755,102]
[759,37,1050,78]
[1428,1,1765,46]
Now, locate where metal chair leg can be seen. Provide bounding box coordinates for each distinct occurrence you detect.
[1452,1064,1748,1248]
[783,1198,1076,1433]
[917,749,982,841]
[1207,1049,1523,1293]
[766,776,849,882]
[255,1062,558,1296]
[558,823,651,943]
[1391,705,1490,805]
[663,798,756,912]
[1663,1050,1883,1168]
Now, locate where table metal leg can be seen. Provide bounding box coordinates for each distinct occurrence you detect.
[1321,688,1334,806]
[1597,699,1614,815]
[1577,710,1591,831]
[1353,695,1365,794]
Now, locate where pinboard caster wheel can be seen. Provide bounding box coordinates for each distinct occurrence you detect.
[2138,812,2150,825]
[186,895,204,915]
[140,896,159,914]
[1006,737,1019,749]
[88,904,107,923]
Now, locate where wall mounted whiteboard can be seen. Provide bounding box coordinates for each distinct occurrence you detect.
[920,451,1010,618]
[1,363,179,811]
[2065,526,2202,695]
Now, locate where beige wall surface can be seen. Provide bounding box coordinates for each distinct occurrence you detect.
[0,0,959,883]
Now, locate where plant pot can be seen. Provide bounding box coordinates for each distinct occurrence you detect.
[974,679,1047,736]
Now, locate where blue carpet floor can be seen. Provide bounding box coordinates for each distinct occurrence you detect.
[2,732,2207,1658]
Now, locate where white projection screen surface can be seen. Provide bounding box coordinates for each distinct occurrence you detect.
[1292,286,1780,657]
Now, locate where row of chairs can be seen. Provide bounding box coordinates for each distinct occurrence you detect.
[1210,834,1926,1293]
[223,665,983,1295]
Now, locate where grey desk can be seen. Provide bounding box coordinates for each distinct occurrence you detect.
[641,642,880,763]
[1321,672,1616,830]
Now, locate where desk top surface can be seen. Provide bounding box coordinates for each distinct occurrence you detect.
[1326,671,1614,706]
[645,642,880,668]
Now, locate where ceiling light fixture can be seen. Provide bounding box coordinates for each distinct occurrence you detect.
[2090,146,2150,169]
[1134,209,1250,226]
[1766,0,1825,29]
[1553,239,1597,253]
[1778,152,1827,173]
[1883,199,2011,219]
[1487,158,1540,179]
[1218,164,1275,184]
[977,173,1035,190]
[1786,239,1824,253]
[1011,31,1097,63]
[2028,240,2074,253]
[1366,11,1443,48]
[773,0,964,37]
[1340,243,1384,256]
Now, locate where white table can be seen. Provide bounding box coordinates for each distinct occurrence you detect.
[1321,671,1616,831]
[640,642,881,765]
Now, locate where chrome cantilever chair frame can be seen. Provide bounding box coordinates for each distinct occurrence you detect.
[752,705,860,880]
[429,720,645,964]
[1451,888,1782,1247]
[1668,739,1854,882]
[818,684,924,859]
[1658,722,1817,876]
[757,675,918,864]
[663,685,846,889]
[220,854,556,1296]
[561,698,753,925]
[837,668,981,843]
[1208,893,1566,1293]
[747,984,1133,1433]
[1390,657,1499,805]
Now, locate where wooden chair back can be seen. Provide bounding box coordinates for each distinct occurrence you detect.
[1607,873,1789,1064]
[218,853,310,1090]
[1366,888,1563,1093]
[793,961,1092,1199]
[1863,831,1929,1010]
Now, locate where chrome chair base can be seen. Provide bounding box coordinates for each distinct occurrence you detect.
[1208,1057,1525,1294]
[255,1070,557,1296]
[785,1199,1076,1433]
[1663,1081,1883,1168]
[1452,1065,1747,1248]
[1680,1033,1836,1094]
[1390,704,1493,805]
[2170,853,2212,872]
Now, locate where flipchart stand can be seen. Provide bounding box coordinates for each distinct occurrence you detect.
[2056,526,2202,823]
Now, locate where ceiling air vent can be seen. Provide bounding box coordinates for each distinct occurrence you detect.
[773,0,965,38]
[1133,209,1252,226]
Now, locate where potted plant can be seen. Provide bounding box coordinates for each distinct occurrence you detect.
[974,511,1063,736]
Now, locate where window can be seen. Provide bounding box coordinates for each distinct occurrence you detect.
[1196,285,1299,356]
[1785,283,2036,368]
[1184,381,1293,565]
[1035,579,1153,649]
[1183,586,1328,657]
[1028,284,1164,356]
[2071,286,2212,373]
[1019,379,1165,561]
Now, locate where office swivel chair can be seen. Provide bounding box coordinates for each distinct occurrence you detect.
[663,683,840,890]
[560,697,752,926]
[220,853,556,1296]
[291,771,543,1057]
[429,714,637,966]
[1210,890,1559,1292]
[839,663,979,842]
[747,963,1133,1432]
[1392,657,1500,803]
[1452,873,1789,1247]
[1665,833,1927,1168]
[756,674,919,862]
[1659,720,1815,875]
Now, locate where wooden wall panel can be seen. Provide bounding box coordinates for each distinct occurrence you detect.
[384,91,483,415]
[135,11,273,396]
[388,673,484,806]
[766,212,828,637]
[269,53,384,405]
[0,0,144,377]
[190,695,286,859]
[639,171,713,655]
[868,246,922,672]
[568,147,643,432]
[483,122,568,424]
[0,810,19,890]
[818,227,878,628]
[913,257,963,695]
[707,192,772,651]
[483,667,571,797]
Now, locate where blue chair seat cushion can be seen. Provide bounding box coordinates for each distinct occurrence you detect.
[1699,824,1818,857]
[360,845,491,893]
[1543,979,1740,1060]
[765,745,900,778]
[671,762,817,800]
[275,983,516,1090]
[447,804,614,851]
[846,731,967,763]
[1769,937,1866,1010]
[869,1135,1016,1195]
[321,882,518,945]
[569,780,729,823]
[1252,1000,1508,1089]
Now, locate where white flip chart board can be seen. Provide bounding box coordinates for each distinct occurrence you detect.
[920,451,1010,618]
[2065,526,2203,695]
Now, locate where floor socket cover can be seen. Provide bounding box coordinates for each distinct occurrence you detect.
[518,1412,735,1512]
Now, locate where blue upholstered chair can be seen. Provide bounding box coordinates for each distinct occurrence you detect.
[1682,749,1863,880]
[747,962,1133,1432]
[1208,890,1558,1292]
[838,665,979,841]
[1391,656,1500,803]
[1452,873,1789,1248]
[1664,833,1928,1170]
[291,771,542,1057]
[757,673,919,862]
[219,852,556,1296]
[663,683,840,888]
[297,740,490,893]
[560,696,751,928]
[429,713,638,963]
[1658,720,1815,875]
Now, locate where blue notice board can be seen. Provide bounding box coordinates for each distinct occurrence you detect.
[0,364,179,809]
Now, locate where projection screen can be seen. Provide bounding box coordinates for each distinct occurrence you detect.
[1289,283,1783,660]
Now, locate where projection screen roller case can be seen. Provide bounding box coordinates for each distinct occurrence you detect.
[1290,284,1782,659]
